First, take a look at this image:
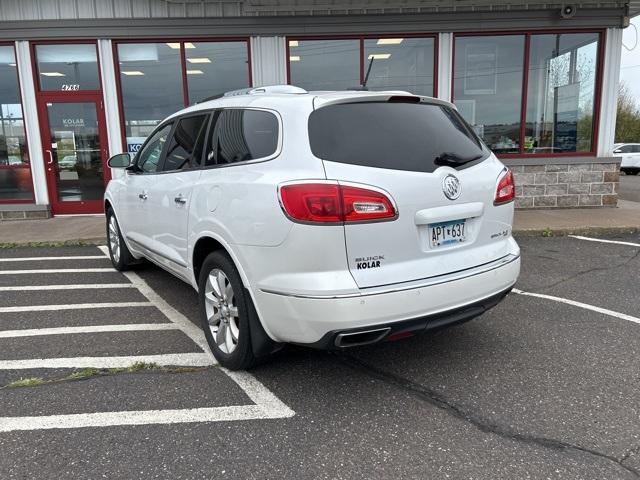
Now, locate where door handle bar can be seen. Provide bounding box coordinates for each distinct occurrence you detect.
[45,150,54,165]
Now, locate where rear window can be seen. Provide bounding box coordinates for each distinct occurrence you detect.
[308,101,489,173]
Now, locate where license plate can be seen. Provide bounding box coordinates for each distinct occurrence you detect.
[429,220,467,248]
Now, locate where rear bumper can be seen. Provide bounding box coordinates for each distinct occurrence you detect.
[306,287,512,349]
[253,254,520,345]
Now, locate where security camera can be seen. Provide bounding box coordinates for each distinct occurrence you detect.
[560,4,577,19]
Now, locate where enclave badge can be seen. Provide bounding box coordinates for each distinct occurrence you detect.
[442,174,461,200]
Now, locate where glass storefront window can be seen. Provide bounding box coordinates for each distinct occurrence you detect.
[186,42,249,104]
[0,45,32,201]
[117,43,184,153]
[454,35,525,154]
[289,39,360,90]
[35,44,100,91]
[363,37,435,96]
[525,33,599,153]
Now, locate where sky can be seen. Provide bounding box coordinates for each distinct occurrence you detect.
[621,16,640,102]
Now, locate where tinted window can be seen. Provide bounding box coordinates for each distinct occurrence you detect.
[137,124,171,173]
[454,35,525,154]
[289,40,360,91]
[205,109,278,167]
[35,44,100,91]
[186,42,250,104]
[308,102,487,173]
[0,45,32,201]
[617,145,633,153]
[525,33,599,153]
[162,114,209,171]
[633,145,640,153]
[363,37,435,97]
[117,43,183,149]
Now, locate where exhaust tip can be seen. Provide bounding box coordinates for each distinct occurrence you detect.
[334,327,391,348]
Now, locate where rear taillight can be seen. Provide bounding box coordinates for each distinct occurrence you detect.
[279,182,397,224]
[494,169,515,205]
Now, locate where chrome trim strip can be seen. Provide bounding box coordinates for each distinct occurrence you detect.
[260,253,520,299]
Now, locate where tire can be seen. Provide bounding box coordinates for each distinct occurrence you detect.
[198,251,260,370]
[628,169,639,176]
[106,208,136,271]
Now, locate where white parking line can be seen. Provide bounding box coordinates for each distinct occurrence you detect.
[0,323,178,338]
[0,256,106,262]
[0,370,294,432]
[0,246,295,430]
[0,283,133,292]
[0,302,151,314]
[122,270,214,358]
[0,353,213,370]
[569,235,640,248]
[513,288,640,325]
[0,268,115,275]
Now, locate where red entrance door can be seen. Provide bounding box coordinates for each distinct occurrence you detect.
[38,94,110,215]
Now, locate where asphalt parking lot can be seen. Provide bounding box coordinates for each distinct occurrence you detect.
[0,234,639,479]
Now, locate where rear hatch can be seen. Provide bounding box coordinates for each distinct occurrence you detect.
[309,95,514,289]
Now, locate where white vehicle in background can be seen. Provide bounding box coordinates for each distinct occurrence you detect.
[613,143,640,175]
[104,85,520,370]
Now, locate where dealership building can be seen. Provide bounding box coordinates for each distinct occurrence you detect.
[0,0,637,218]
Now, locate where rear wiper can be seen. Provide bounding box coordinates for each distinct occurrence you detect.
[434,152,483,167]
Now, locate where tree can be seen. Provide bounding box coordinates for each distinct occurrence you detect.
[615,82,640,143]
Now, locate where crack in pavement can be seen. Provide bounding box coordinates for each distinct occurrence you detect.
[337,353,640,479]
[536,247,640,292]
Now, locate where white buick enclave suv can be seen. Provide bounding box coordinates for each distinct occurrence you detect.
[105,85,520,370]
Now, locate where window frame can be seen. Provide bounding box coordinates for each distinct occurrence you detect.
[451,29,606,159]
[30,40,103,95]
[0,42,34,204]
[285,34,439,98]
[201,107,284,170]
[112,37,252,155]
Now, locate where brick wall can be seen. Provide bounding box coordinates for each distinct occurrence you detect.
[511,162,620,209]
[0,206,50,221]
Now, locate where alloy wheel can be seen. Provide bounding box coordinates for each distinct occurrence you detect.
[204,269,239,354]
[108,215,121,264]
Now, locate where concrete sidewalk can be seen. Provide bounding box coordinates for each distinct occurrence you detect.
[1,202,639,245]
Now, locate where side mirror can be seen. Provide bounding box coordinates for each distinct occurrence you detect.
[108,153,131,168]
[613,149,623,154]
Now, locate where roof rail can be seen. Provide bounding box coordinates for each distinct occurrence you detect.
[223,85,307,97]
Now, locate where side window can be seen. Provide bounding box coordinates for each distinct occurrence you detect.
[204,109,279,167]
[162,114,209,172]
[137,124,172,174]
[633,145,640,153]
[619,145,633,153]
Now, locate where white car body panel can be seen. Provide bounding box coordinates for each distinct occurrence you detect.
[105,87,520,346]
[614,143,640,169]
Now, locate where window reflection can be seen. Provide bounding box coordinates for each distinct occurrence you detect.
[525,33,599,153]
[35,44,100,91]
[453,35,525,154]
[0,45,32,201]
[363,37,435,96]
[187,42,249,104]
[289,40,360,91]
[117,43,184,153]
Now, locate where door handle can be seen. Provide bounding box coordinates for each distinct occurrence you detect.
[45,150,54,165]
[174,194,187,205]
[138,192,147,200]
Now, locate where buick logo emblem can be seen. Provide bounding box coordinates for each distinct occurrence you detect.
[442,174,461,200]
